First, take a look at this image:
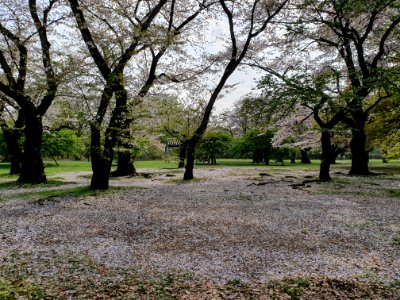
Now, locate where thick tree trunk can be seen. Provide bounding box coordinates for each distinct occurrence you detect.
[262,148,271,165]
[112,148,136,176]
[329,145,343,164]
[90,82,127,189]
[89,124,112,190]
[178,142,186,168]
[18,113,46,184]
[90,157,112,190]
[111,86,135,177]
[300,148,311,164]
[184,141,196,180]
[253,150,262,164]
[319,129,332,182]
[349,126,370,175]
[210,156,216,165]
[2,128,23,175]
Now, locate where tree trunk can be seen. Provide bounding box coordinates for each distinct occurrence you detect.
[184,140,196,180]
[290,153,296,164]
[90,157,112,190]
[211,156,216,165]
[2,128,23,175]
[253,150,262,164]
[349,126,369,175]
[89,124,112,190]
[382,149,388,163]
[111,149,136,176]
[319,129,332,182]
[178,142,186,168]
[329,145,343,164]
[111,85,135,177]
[18,113,46,184]
[300,149,311,164]
[262,148,271,165]
[90,82,127,189]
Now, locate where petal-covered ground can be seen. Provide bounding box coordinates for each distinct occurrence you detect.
[1,167,399,298]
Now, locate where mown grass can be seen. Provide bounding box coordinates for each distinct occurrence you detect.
[1,159,399,178]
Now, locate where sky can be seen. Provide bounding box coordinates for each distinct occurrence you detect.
[214,67,264,113]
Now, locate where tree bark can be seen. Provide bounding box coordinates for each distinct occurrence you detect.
[210,155,216,165]
[90,157,112,190]
[111,149,136,176]
[300,148,311,164]
[329,145,344,164]
[290,153,296,164]
[91,82,128,189]
[319,129,332,182]
[2,128,23,174]
[18,112,46,183]
[178,141,186,168]
[349,126,370,175]
[111,113,134,177]
[89,124,112,190]
[184,140,196,180]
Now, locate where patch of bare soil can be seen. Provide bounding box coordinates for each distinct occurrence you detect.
[1,167,400,298]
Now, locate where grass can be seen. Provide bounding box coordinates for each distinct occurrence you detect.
[0,279,48,300]
[1,159,399,178]
[0,185,142,204]
[0,179,66,190]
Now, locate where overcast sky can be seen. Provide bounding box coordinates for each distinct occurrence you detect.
[214,67,264,113]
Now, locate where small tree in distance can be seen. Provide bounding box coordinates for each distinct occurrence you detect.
[42,129,81,165]
[196,131,232,165]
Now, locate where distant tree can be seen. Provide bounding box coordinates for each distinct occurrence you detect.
[233,130,274,165]
[196,131,232,165]
[42,129,81,165]
[366,95,400,161]
[155,96,206,168]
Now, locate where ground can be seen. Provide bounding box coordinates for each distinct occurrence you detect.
[0,163,400,299]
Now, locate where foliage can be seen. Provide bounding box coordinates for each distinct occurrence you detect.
[0,279,47,300]
[196,131,232,164]
[366,95,400,160]
[272,136,299,163]
[131,138,164,160]
[42,129,82,163]
[155,97,206,143]
[233,130,274,164]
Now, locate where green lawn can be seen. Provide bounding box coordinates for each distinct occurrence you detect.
[1,159,399,178]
